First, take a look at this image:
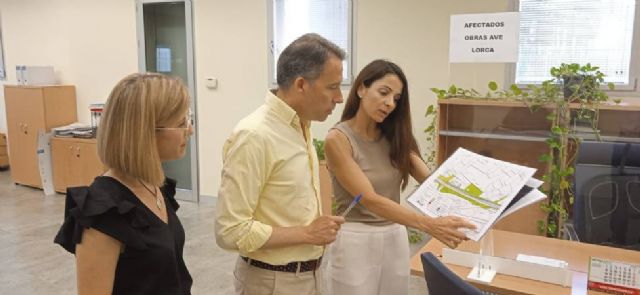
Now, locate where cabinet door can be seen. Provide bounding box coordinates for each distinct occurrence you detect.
[51,139,72,193]
[68,142,104,188]
[6,121,31,185]
[4,87,46,186]
[42,86,77,129]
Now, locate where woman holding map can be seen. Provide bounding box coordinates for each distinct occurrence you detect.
[324,59,476,294]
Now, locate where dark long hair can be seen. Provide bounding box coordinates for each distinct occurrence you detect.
[341,59,420,190]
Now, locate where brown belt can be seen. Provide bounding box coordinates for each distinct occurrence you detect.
[241,256,322,273]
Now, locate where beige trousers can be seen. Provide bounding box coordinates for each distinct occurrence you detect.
[233,256,324,295]
[326,222,410,295]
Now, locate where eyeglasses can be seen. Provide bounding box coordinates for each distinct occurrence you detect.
[156,109,194,131]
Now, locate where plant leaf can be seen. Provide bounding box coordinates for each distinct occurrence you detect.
[538,154,551,163]
[488,81,498,91]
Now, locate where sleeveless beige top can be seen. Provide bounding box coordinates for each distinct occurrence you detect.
[330,122,402,225]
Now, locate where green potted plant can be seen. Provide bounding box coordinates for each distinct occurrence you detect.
[550,63,614,141]
[313,138,334,215]
[531,63,613,237]
[313,138,325,161]
[551,63,611,103]
[426,63,614,238]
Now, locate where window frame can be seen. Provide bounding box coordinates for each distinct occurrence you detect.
[506,0,640,96]
[267,0,355,87]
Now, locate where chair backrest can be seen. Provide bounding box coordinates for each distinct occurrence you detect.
[421,252,484,295]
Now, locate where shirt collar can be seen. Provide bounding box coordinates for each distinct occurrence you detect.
[265,89,306,128]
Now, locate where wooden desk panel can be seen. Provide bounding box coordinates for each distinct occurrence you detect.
[411,230,640,295]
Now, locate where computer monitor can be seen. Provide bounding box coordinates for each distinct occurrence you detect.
[573,141,640,248]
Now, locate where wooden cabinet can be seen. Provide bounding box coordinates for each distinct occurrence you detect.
[0,133,8,168]
[4,85,77,188]
[51,137,105,193]
[437,98,640,235]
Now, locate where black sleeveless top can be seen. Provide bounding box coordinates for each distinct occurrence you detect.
[54,177,192,295]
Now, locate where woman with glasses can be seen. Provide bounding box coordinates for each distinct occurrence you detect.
[54,73,194,295]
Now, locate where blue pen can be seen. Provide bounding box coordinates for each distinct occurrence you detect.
[340,194,362,217]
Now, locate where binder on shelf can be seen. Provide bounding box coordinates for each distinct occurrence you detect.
[15,65,24,84]
[14,65,56,85]
[23,66,56,85]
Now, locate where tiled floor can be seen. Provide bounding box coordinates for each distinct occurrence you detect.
[0,170,428,294]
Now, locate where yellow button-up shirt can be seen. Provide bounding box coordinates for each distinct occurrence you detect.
[215,90,322,265]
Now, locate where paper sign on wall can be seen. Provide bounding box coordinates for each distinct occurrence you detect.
[449,12,519,63]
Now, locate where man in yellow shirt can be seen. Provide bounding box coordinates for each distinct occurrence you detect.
[215,33,346,295]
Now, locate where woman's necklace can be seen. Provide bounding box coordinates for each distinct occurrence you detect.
[138,180,163,210]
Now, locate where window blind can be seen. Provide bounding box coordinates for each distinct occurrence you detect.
[516,0,636,85]
[273,0,351,82]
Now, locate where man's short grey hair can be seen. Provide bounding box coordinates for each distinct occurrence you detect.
[276,33,346,89]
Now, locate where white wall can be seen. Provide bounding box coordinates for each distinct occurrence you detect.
[192,0,270,197]
[0,0,139,129]
[0,0,511,197]
[349,0,511,191]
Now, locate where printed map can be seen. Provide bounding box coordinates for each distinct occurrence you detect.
[408,148,538,241]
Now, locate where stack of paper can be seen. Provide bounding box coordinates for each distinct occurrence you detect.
[408,148,546,241]
[52,122,93,138]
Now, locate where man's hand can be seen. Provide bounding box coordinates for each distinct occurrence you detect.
[304,216,345,245]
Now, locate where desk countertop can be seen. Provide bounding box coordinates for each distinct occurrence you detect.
[410,230,640,295]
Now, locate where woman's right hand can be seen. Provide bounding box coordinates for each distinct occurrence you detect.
[421,216,476,249]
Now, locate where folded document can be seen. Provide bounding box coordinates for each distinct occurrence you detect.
[408,148,546,241]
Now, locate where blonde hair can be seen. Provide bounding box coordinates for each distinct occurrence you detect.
[97,73,190,186]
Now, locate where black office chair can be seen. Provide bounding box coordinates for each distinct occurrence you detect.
[420,252,484,295]
[576,142,640,249]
